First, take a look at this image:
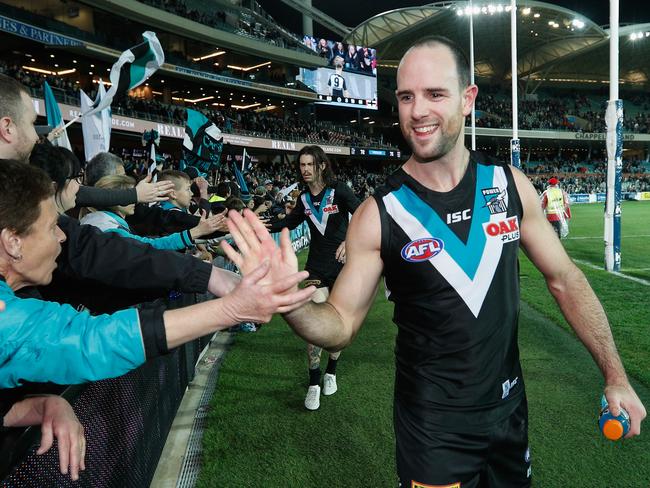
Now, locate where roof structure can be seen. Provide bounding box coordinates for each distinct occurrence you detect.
[344,1,650,86]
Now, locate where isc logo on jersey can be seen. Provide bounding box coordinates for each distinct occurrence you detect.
[401,238,444,262]
[483,216,520,242]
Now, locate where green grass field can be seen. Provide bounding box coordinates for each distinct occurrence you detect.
[198,202,650,487]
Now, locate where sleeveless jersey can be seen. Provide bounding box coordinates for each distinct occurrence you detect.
[373,154,525,430]
[269,181,360,283]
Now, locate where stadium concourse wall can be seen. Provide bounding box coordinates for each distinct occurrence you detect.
[30,97,352,157]
[0,228,311,488]
[569,192,650,204]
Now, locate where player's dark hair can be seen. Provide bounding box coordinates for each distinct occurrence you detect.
[403,36,471,88]
[297,145,335,188]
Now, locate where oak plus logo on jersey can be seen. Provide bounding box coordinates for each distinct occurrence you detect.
[483,216,520,243]
[322,204,339,214]
[401,237,444,262]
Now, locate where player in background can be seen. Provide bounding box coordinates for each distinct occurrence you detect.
[267,145,360,411]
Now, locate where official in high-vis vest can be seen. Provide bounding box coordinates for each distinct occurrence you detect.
[541,177,571,238]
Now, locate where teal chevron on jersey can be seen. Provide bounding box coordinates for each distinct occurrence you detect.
[391,162,495,280]
[306,188,334,220]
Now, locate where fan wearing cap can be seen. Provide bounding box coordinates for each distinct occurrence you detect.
[541,177,571,239]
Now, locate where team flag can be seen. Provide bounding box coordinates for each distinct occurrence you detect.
[84,31,164,117]
[43,81,71,150]
[142,129,160,181]
[182,108,223,174]
[80,81,111,161]
[232,160,250,202]
[278,182,298,200]
[241,147,253,173]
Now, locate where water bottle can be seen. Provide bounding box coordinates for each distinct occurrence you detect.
[599,395,630,440]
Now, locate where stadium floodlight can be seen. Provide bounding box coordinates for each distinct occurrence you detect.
[488,5,496,14]
[464,6,472,15]
[505,5,511,11]
[473,6,480,14]
[522,7,531,15]
[497,5,504,12]
[572,19,585,29]
[534,12,540,18]
[481,6,488,14]
[456,9,463,16]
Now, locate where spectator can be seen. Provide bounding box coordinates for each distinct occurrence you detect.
[0,159,316,389]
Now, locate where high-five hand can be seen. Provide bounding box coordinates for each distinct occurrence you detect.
[221,209,300,288]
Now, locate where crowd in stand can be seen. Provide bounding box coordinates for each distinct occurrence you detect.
[474,90,650,133]
[139,0,307,52]
[0,61,79,99]
[302,37,378,76]
[528,173,650,194]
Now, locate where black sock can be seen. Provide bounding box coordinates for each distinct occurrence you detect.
[325,358,338,375]
[309,367,321,386]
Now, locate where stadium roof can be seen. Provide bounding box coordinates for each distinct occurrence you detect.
[343,1,650,86]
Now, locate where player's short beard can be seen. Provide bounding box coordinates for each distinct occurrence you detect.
[409,115,464,165]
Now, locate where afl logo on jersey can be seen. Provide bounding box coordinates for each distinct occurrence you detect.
[401,238,444,262]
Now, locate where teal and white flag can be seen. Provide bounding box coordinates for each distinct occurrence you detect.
[80,82,111,161]
[43,81,71,150]
[84,31,164,117]
[182,108,223,174]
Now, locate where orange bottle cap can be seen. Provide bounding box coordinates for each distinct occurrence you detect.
[602,419,624,440]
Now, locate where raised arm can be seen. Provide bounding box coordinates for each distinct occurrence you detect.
[512,167,646,437]
[221,203,383,352]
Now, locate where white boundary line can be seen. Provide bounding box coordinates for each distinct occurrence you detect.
[565,235,650,240]
[574,259,650,286]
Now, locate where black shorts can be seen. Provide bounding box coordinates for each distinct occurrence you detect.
[549,220,561,238]
[303,270,336,290]
[395,398,531,488]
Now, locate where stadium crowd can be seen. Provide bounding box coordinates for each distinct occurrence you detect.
[0,60,393,150]
[139,0,309,52]
[475,89,650,133]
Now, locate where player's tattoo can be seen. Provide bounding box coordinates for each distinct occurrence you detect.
[308,344,322,368]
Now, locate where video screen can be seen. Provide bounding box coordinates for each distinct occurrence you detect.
[298,37,378,110]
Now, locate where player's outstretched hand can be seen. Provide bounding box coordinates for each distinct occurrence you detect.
[221,209,300,287]
[221,259,315,322]
[604,383,647,438]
